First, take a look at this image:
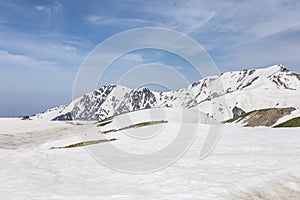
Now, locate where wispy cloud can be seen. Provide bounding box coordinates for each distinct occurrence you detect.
[0,50,55,68]
[0,28,87,69]
[86,1,215,34]
[34,1,63,22]
[86,15,164,27]
[111,1,300,46]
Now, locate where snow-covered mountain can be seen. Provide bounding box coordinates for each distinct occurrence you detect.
[35,65,300,121]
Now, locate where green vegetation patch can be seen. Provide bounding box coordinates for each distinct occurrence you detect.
[97,120,113,127]
[102,120,168,134]
[50,138,117,149]
[273,117,300,128]
[97,116,114,127]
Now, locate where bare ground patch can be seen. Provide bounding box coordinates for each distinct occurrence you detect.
[0,125,76,150]
[50,138,117,149]
[224,107,296,127]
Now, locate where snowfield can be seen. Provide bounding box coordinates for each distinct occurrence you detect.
[1,111,300,199]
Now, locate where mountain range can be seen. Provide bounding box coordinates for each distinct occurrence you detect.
[34,64,300,125]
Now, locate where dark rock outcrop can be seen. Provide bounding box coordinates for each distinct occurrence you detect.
[232,106,246,118]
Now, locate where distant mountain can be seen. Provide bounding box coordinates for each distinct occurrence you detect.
[34,65,300,122]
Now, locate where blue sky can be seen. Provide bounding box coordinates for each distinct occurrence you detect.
[1,0,300,117]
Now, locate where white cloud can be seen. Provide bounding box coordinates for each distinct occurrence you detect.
[121,53,144,63]
[34,5,44,11]
[56,44,77,54]
[86,15,100,23]
[0,50,55,68]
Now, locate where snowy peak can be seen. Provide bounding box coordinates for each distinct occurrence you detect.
[267,66,300,90]
[214,64,300,92]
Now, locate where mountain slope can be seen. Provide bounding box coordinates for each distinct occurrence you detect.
[35,65,300,122]
[224,107,296,127]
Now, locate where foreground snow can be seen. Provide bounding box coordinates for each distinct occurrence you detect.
[0,117,300,199]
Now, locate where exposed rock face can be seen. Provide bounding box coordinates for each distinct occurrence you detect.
[117,87,157,114]
[232,106,246,118]
[293,73,300,81]
[53,112,72,121]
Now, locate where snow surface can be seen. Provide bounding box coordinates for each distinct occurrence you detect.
[1,113,300,199]
[100,107,217,129]
[0,118,76,149]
